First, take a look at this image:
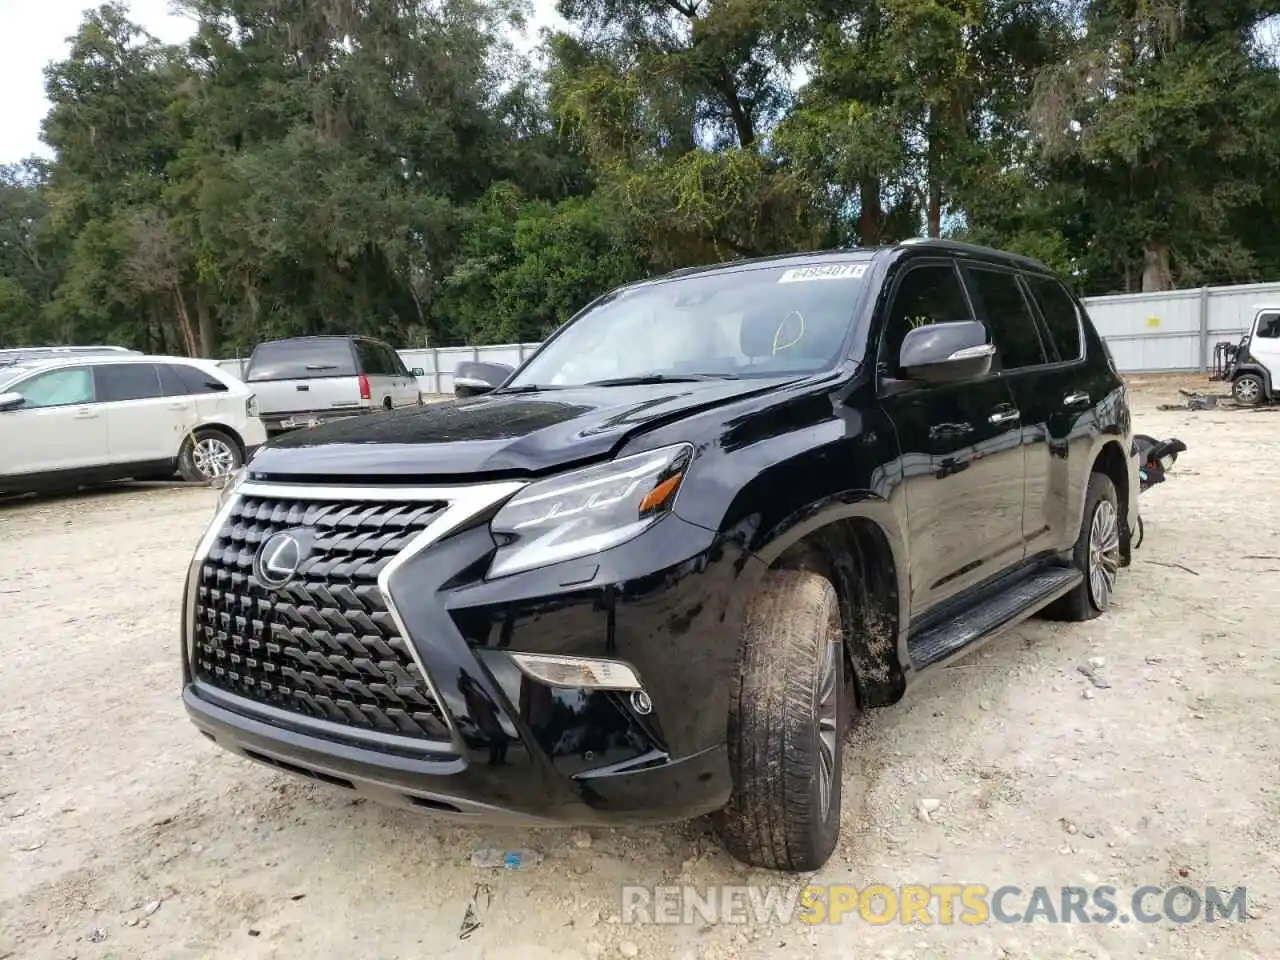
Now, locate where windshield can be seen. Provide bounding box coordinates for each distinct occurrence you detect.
[246,339,358,381]
[0,363,45,389]
[505,260,873,389]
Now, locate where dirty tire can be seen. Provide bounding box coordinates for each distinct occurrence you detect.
[1232,373,1265,406]
[177,428,242,483]
[1044,472,1120,622]
[719,570,847,872]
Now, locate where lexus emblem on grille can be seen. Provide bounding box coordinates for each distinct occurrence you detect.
[254,531,305,588]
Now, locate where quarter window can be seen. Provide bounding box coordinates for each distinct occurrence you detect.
[10,367,95,408]
[94,363,163,402]
[159,363,230,396]
[356,340,392,376]
[1024,275,1084,361]
[964,267,1046,369]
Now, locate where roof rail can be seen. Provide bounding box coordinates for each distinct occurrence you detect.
[899,237,1050,270]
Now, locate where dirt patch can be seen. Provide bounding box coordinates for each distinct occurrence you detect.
[1,383,1276,959]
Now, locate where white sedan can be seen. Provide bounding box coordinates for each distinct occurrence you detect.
[0,353,267,495]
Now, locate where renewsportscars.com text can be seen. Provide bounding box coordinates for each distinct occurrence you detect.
[620,884,1248,927]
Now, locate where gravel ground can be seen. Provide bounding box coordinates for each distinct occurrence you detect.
[1,376,1277,960]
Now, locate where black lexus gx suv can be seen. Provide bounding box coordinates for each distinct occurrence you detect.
[181,239,1140,872]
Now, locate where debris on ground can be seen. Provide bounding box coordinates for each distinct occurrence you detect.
[1158,389,1221,411]
[1078,663,1111,689]
[470,848,543,869]
[459,883,491,940]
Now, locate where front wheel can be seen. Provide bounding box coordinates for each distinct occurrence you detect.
[178,429,242,483]
[718,570,851,872]
[1044,473,1121,622]
[1233,373,1265,406]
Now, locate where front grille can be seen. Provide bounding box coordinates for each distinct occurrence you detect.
[192,495,451,741]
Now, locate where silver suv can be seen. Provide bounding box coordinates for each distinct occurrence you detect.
[243,335,424,435]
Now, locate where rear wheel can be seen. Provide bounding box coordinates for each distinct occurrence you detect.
[1044,472,1121,622]
[1233,373,1265,406]
[179,429,242,483]
[719,570,851,872]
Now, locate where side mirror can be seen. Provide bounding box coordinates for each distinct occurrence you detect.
[899,321,995,384]
[454,360,514,398]
[0,392,25,412]
[410,367,425,377]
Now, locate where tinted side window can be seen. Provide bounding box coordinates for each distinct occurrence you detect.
[384,344,408,375]
[356,340,392,375]
[1257,313,1280,339]
[1024,275,1084,361]
[879,263,977,376]
[95,363,163,402]
[160,363,230,395]
[11,367,95,408]
[964,267,1046,369]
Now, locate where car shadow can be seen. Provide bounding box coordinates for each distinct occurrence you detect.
[0,479,205,511]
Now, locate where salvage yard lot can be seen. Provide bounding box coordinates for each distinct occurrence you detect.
[1,376,1277,960]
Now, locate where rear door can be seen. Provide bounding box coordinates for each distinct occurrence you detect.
[383,343,419,407]
[244,340,363,418]
[353,339,396,408]
[94,362,193,464]
[0,365,108,475]
[968,267,1096,557]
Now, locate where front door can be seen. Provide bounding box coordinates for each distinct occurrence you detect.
[876,259,1028,618]
[0,365,109,475]
[1251,310,1280,386]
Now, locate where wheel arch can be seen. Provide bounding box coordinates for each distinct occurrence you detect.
[752,496,909,709]
[182,420,247,461]
[1232,363,1273,399]
[1087,438,1132,565]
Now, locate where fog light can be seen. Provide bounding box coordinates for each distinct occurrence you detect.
[630,690,653,715]
[509,653,642,691]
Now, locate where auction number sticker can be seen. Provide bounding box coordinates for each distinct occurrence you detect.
[778,263,868,283]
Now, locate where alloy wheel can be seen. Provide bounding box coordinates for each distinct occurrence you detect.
[815,613,841,823]
[193,437,236,479]
[1087,499,1121,609]
[1234,376,1261,404]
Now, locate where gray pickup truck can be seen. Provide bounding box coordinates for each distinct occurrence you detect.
[243,335,423,435]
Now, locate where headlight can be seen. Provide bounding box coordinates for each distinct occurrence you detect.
[213,465,246,512]
[488,443,694,578]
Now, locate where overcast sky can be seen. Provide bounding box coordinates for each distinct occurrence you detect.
[0,0,567,164]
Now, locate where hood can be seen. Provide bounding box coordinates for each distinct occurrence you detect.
[247,377,796,480]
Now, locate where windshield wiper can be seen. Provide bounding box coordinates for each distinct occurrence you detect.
[584,373,740,387]
[304,364,338,371]
[494,384,565,394]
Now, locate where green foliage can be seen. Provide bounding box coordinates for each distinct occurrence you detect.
[2,0,1279,354]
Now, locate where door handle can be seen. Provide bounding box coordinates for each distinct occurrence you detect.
[73,408,98,420]
[168,401,190,411]
[1064,391,1090,408]
[988,407,1020,426]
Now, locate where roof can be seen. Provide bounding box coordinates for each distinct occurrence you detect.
[650,238,1054,284]
[0,353,227,383]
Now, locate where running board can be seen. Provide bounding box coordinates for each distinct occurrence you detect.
[909,566,1082,669]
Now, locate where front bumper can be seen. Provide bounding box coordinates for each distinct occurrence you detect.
[182,478,759,824]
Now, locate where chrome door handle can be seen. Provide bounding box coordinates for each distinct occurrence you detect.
[988,408,1020,426]
[1064,391,1090,408]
